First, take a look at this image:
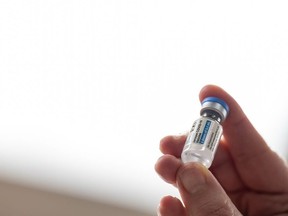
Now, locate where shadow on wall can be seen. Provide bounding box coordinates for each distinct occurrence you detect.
[0,178,153,216]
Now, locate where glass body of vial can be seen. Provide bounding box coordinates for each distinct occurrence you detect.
[181,97,229,168]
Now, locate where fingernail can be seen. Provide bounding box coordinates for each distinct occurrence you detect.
[179,163,208,193]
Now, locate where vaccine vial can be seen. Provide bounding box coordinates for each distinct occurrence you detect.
[181,97,229,168]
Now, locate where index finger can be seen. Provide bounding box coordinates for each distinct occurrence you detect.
[199,85,269,162]
[200,85,288,192]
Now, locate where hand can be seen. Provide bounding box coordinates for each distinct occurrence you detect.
[155,85,288,216]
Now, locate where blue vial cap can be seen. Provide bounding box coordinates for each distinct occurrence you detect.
[201,97,229,113]
[201,97,229,122]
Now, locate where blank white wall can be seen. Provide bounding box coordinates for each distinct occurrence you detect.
[0,0,288,214]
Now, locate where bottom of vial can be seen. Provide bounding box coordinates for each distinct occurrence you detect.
[181,152,212,168]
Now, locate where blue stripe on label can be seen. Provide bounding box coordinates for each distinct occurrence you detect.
[200,120,211,144]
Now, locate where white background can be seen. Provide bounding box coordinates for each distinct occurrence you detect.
[1,0,288,214]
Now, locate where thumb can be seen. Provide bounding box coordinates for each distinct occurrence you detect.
[177,163,242,216]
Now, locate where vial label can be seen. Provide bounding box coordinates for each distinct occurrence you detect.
[181,96,228,167]
[185,117,222,151]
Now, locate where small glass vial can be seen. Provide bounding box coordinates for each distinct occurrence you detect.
[181,97,229,168]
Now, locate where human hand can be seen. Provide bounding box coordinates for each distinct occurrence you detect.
[155,85,288,216]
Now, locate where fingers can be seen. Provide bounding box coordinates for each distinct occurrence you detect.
[155,155,182,185]
[199,85,288,192]
[160,135,187,158]
[177,162,242,216]
[157,136,245,192]
[157,196,186,216]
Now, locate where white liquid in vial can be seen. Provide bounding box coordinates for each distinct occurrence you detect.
[181,116,223,168]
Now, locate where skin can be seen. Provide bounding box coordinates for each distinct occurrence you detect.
[155,85,288,216]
